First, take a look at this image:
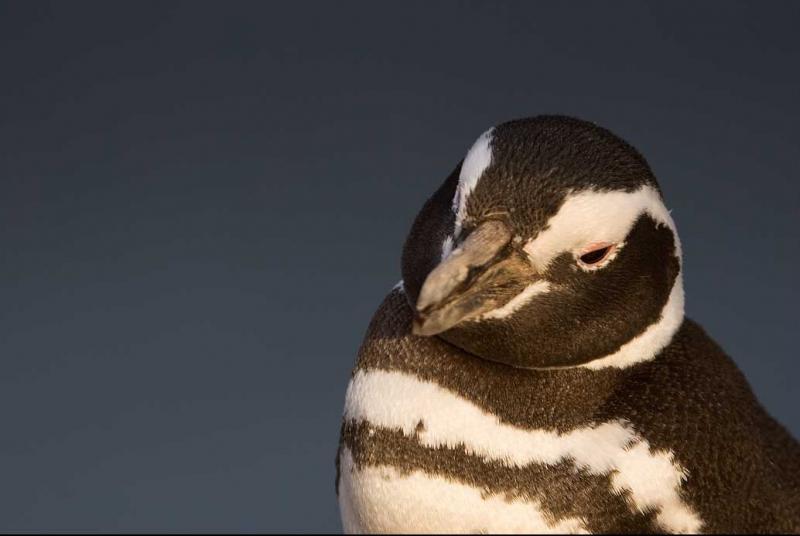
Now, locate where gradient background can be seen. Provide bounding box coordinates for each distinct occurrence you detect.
[1,1,798,532]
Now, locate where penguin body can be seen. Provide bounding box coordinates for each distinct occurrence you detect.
[336,116,800,533]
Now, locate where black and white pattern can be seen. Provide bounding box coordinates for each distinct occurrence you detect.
[338,116,800,534]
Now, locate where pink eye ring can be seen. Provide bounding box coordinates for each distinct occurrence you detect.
[578,243,616,267]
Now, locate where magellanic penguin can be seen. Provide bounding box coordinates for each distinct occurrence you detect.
[336,116,800,534]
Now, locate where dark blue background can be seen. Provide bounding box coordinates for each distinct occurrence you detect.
[1,1,798,532]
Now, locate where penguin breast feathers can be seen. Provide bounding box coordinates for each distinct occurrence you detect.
[337,116,800,534]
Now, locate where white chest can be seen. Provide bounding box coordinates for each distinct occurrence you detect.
[338,368,702,534]
[338,446,588,534]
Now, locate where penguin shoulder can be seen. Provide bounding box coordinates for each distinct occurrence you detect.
[352,283,437,373]
[605,318,800,533]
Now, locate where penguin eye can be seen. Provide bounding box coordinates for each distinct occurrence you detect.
[578,243,615,268]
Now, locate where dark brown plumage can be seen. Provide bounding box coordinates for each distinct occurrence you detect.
[337,116,800,533]
[339,289,800,533]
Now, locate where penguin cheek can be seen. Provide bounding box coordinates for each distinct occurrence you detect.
[433,221,678,369]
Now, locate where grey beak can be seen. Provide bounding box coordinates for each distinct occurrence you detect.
[413,219,513,336]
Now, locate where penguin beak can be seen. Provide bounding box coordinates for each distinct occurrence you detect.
[413,219,531,336]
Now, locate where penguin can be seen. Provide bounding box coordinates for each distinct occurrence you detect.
[336,116,800,534]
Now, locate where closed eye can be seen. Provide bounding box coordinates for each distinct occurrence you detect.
[578,243,616,268]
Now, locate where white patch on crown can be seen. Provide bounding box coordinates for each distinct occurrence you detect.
[453,128,494,235]
[342,369,703,534]
[339,448,588,534]
[522,184,681,272]
[441,236,454,261]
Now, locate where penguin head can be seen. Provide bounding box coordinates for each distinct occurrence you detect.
[401,116,683,369]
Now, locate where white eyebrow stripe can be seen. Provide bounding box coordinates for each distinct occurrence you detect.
[523,185,680,272]
[453,128,494,235]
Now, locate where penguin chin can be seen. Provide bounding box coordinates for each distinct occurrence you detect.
[433,310,641,370]
[435,327,596,370]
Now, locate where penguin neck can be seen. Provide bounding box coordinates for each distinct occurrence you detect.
[365,284,685,430]
[416,334,630,430]
[440,267,686,372]
[358,288,631,430]
[430,269,684,428]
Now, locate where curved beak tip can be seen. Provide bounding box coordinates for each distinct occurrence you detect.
[411,312,447,337]
[411,315,432,337]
